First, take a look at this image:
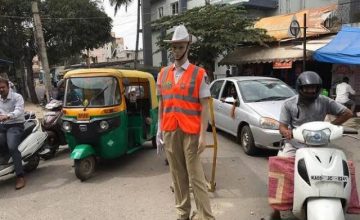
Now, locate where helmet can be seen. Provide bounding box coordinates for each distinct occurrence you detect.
[296,71,322,102]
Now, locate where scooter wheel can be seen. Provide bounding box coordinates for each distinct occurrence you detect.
[75,156,96,181]
[24,154,40,173]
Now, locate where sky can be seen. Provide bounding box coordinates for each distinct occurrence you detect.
[102,0,142,50]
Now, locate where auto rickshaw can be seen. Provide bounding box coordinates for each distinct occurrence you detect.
[61,68,158,181]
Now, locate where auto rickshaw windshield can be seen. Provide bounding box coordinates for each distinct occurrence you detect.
[64,76,121,107]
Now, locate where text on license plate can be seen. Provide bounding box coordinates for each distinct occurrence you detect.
[310,175,348,182]
[77,113,90,120]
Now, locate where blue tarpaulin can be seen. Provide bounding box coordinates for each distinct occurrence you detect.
[313,27,360,64]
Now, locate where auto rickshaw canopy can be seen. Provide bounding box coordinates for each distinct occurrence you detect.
[64,68,158,109]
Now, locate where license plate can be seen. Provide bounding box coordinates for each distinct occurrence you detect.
[310,175,348,182]
[77,113,90,121]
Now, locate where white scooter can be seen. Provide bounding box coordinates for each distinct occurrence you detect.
[292,121,358,220]
[0,113,48,177]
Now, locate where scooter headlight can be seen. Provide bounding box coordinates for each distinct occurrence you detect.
[62,121,72,132]
[302,128,331,145]
[99,120,109,130]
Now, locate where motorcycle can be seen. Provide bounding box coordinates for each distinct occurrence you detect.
[39,99,67,160]
[291,121,358,220]
[0,112,48,177]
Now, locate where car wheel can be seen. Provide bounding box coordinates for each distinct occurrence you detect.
[240,125,258,155]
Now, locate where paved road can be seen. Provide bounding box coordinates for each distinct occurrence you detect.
[0,129,359,220]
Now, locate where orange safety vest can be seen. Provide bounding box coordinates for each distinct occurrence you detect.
[159,64,205,134]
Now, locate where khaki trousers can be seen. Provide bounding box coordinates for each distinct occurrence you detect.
[164,128,214,220]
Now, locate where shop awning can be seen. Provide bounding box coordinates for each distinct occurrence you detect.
[313,26,360,64]
[292,35,335,51]
[219,45,311,65]
[254,4,337,41]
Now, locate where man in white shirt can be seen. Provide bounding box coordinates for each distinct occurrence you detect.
[335,76,356,115]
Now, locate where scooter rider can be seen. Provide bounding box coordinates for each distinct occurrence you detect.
[0,77,26,190]
[278,71,353,156]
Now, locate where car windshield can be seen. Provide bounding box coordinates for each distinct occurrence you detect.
[64,76,121,107]
[237,79,296,103]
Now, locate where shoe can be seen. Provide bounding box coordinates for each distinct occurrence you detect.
[15,177,26,190]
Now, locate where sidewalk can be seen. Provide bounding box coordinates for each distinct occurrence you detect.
[25,102,44,119]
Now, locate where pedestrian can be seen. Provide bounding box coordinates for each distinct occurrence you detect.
[156,25,215,220]
[225,69,231,77]
[278,71,353,157]
[335,76,356,116]
[0,77,26,190]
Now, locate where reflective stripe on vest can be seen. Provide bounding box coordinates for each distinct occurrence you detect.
[160,64,203,134]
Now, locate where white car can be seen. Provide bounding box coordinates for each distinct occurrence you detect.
[209,76,296,155]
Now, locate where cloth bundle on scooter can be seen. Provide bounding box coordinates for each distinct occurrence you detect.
[268,156,360,214]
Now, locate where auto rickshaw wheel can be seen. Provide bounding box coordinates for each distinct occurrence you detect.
[75,156,96,181]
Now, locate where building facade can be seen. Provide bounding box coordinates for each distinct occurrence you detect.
[145,0,279,77]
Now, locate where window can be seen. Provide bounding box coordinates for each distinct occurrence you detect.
[221,81,238,100]
[171,2,179,15]
[237,79,296,103]
[210,80,224,99]
[158,7,164,18]
[286,0,291,13]
[64,76,121,107]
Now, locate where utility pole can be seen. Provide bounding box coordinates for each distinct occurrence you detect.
[303,13,307,71]
[134,0,141,69]
[32,0,51,103]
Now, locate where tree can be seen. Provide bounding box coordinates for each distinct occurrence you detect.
[152,4,274,80]
[41,0,113,66]
[109,0,131,15]
[0,0,113,102]
[0,0,37,101]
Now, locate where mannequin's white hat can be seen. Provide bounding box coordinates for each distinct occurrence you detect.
[164,25,197,44]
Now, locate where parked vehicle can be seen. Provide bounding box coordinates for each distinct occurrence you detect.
[39,99,67,160]
[61,68,158,181]
[209,76,296,155]
[0,113,47,177]
[291,121,358,220]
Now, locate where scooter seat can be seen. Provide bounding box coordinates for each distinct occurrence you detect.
[24,112,36,120]
[23,121,36,138]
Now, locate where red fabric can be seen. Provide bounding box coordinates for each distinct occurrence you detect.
[268,156,360,214]
[347,161,360,214]
[268,156,294,210]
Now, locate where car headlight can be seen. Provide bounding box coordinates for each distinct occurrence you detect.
[62,121,72,132]
[99,120,109,130]
[302,128,331,145]
[259,117,279,130]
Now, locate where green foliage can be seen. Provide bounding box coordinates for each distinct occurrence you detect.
[109,0,132,16]
[152,4,273,69]
[41,0,113,65]
[0,0,33,63]
[0,0,112,66]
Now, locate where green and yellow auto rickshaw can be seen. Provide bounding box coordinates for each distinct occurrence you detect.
[61,68,158,181]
